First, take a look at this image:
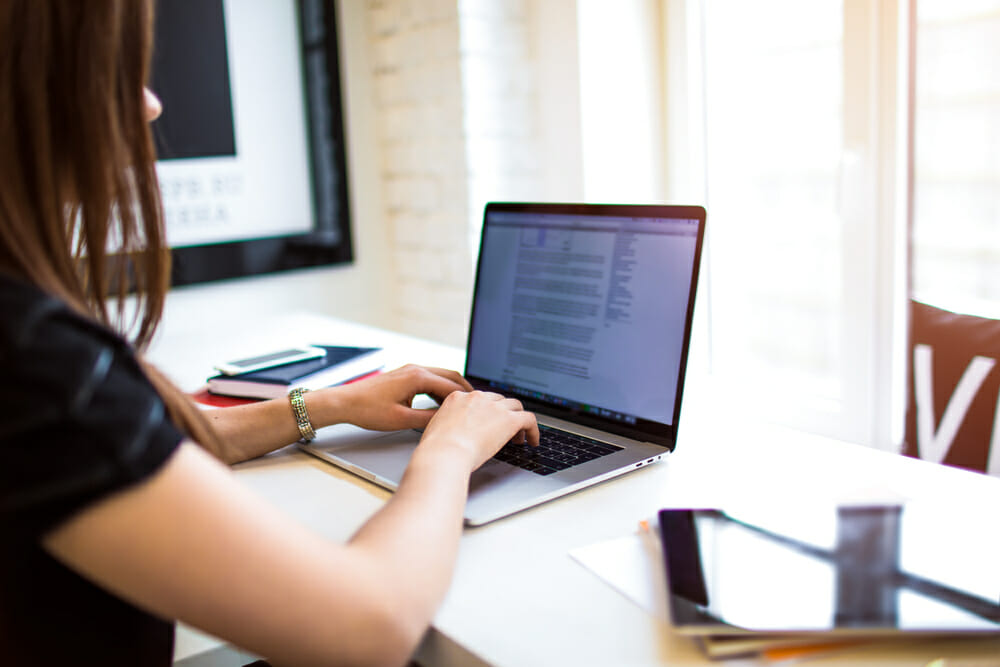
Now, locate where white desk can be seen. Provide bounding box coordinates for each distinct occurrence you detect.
[152,313,1000,667]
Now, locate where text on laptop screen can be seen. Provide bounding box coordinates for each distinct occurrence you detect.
[466,208,700,428]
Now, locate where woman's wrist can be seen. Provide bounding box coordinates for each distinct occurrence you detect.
[302,386,349,432]
[412,433,479,476]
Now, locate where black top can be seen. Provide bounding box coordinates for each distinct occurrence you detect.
[0,275,184,666]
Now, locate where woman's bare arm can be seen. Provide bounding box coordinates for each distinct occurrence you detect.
[201,365,474,464]
[43,391,537,667]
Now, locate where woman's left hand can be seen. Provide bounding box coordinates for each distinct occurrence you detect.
[322,364,473,432]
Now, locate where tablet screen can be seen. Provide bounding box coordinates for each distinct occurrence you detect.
[658,502,1000,635]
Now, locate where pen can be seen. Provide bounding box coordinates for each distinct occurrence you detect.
[761,640,867,662]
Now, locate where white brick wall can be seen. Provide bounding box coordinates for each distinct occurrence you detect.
[363,0,543,346]
[459,0,543,249]
[366,0,467,345]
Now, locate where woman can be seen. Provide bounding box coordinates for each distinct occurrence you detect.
[0,2,538,665]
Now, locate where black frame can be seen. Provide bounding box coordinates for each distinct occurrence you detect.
[169,0,353,287]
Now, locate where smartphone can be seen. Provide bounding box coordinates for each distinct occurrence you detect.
[214,346,327,375]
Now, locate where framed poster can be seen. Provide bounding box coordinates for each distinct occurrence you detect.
[151,0,352,286]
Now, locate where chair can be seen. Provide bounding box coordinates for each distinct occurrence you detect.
[903,299,1000,476]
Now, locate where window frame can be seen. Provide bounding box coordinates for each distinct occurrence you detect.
[660,0,912,449]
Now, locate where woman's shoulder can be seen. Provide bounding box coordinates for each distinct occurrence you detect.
[0,274,126,359]
[0,274,152,408]
[0,273,183,537]
[0,274,124,418]
[0,273,156,439]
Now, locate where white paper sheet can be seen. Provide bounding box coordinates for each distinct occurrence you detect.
[568,528,670,622]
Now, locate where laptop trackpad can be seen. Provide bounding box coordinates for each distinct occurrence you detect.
[468,457,533,493]
[329,429,422,485]
[464,457,564,521]
[323,430,562,513]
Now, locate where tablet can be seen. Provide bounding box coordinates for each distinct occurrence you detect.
[657,501,1000,636]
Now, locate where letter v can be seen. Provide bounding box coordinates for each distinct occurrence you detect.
[914,344,995,464]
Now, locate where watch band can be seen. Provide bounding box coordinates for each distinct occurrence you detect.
[288,387,317,443]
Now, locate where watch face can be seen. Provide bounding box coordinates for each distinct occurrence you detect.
[658,501,1000,636]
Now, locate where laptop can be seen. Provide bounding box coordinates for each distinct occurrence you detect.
[300,202,707,525]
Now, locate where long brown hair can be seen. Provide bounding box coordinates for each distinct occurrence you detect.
[0,1,219,449]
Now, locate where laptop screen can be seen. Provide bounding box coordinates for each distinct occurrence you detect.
[465,202,706,447]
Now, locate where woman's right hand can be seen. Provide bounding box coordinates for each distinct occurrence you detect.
[417,391,539,472]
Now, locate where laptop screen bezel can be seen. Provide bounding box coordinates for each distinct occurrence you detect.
[463,201,707,450]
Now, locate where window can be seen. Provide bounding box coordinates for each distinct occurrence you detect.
[912,0,1000,315]
[667,0,907,447]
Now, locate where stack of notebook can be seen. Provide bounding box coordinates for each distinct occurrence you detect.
[571,500,1000,660]
[653,503,1000,658]
[205,345,384,400]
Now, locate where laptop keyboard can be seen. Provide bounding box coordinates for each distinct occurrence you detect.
[492,424,623,476]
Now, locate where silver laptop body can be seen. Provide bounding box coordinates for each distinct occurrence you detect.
[301,202,707,525]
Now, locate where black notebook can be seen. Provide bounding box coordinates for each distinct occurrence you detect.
[207,345,384,399]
